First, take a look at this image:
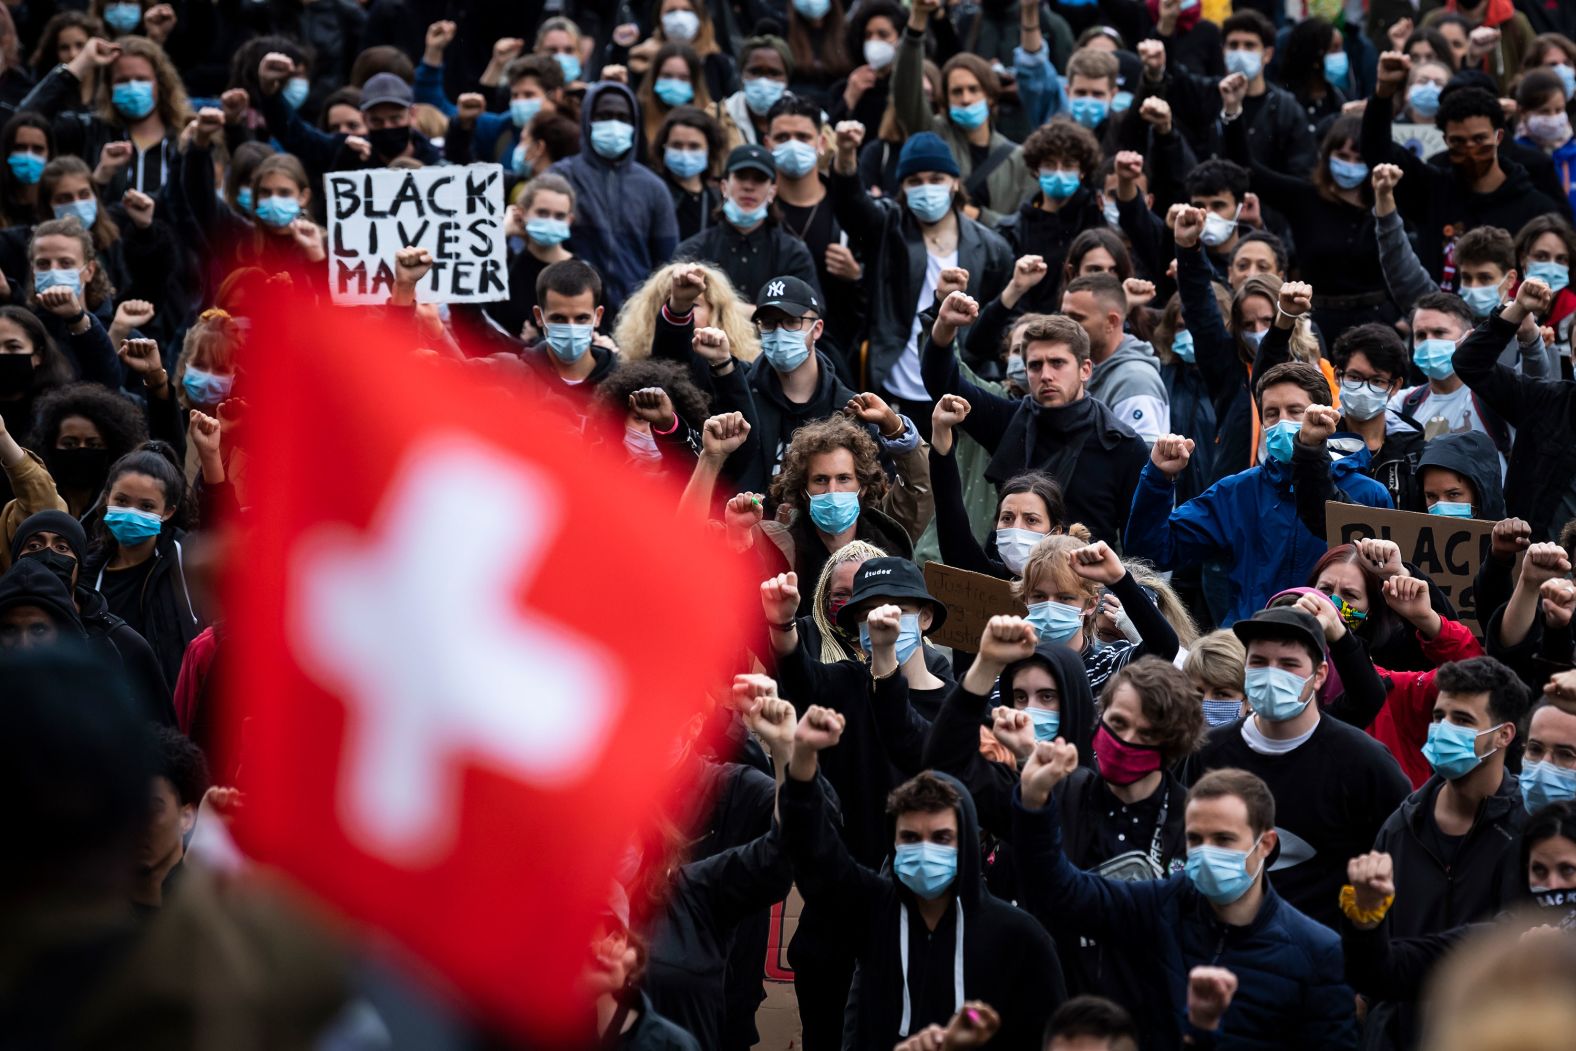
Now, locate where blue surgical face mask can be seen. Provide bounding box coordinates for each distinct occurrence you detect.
[859,611,924,664]
[526,216,571,246]
[1068,96,1108,129]
[1527,260,1570,295]
[772,140,818,178]
[7,151,44,185]
[1328,156,1369,189]
[1522,760,1576,813]
[1241,326,1266,349]
[760,326,811,372]
[53,197,98,229]
[181,365,234,406]
[544,322,594,363]
[1026,706,1061,742]
[103,2,142,33]
[235,187,253,213]
[1555,63,1576,99]
[1224,49,1263,80]
[723,196,769,228]
[510,97,542,128]
[808,490,860,534]
[34,268,82,296]
[1102,197,1121,226]
[743,77,786,115]
[1423,719,1503,781]
[1025,599,1085,644]
[590,119,635,159]
[1459,282,1502,319]
[1414,337,1458,380]
[1408,82,1442,119]
[1338,378,1389,421]
[654,77,694,106]
[665,146,708,179]
[905,183,952,223]
[1202,697,1244,727]
[1186,835,1264,904]
[1038,168,1081,200]
[1112,90,1133,113]
[893,841,957,899]
[949,99,989,129]
[1244,665,1311,721]
[1322,50,1350,84]
[112,79,156,120]
[283,76,311,110]
[993,527,1041,576]
[1170,328,1195,363]
[254,195,301,228]
[104,506,164,544]
[1428,501,1474,518]
[793,0,831,17]
[512,144,529,174]
[553,52,582,82]
[1262,419,1301,463]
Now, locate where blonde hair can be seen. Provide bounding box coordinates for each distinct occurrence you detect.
[1124,560,1199,647]
[612,262,762,363]
[1235,274,1319,364]
[1184,629,1246,695]
[1011,527,1097,611]
[96,35,192,130]
[411,103,449,142]
[173,309,241,410]
[811,540,887,663]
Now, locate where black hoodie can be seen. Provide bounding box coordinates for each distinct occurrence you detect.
[1414,430,1507,522]
[779,770,1065,1051]
[0,558,86,640]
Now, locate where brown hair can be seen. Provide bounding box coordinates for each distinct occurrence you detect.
[1456,225,1516,273]
[1255,361,1333,413]
[1066,47,1119,90]
[787,0,851,81]
[1063,272,1126,317]
[1022,118,1103,178]
[638,42,714,150]
[886,770,962,818]
[38,156,120,254]
[95,35,193,130]
[173,309,241,410]
[1515,214,1576,274]
[1020,313,1092,363]
[650,0,721,57]
[1100,656,1206,765]
[1189,768,1276,835]
[942,53,1001,107]
[1012,529,1099,617]
[30,215,114,309]
[350,45,414,86]
[769,414,889,513]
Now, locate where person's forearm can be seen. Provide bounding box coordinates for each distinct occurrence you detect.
[962,657,1004,696]
[1020,0,1042,54]
[198,449,225,486]
[0,428,23,468]
[1498,582,1542,650]
[870,643,898,678]
[787,747,818,782]
[769,621,798,658]
[679,452,724,518]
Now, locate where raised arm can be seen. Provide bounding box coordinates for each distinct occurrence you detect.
[893,0,940,136]
[1172,209,1240,401]
[1123,437,1230,570]
[924,292,1023,453]
[779,705,887,908]
[1370,164,1437,315]
[828,122,888,242]
[929,395,996,574]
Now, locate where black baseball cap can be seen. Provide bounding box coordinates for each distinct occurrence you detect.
[1231,606,1327,661]
[835,557,948,634]
[725,143,775,179]
[752,275,822,320]
[361,72,414,110]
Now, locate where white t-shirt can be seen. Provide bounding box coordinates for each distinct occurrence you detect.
[887,248,959,402]
[1388,382,1511,476]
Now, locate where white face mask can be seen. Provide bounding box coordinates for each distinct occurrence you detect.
[1201,205,1241,248]
[864,39,896,70]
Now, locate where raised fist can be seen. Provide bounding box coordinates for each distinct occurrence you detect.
[1151,433,1194,478]
[1297,403,1340,445]
[1020,738,1079,808]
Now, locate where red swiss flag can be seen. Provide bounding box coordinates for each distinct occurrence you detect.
[221,295,753,1041]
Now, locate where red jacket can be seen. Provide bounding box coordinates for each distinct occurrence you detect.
[173,625,219,738]
[1369,618,1483,788]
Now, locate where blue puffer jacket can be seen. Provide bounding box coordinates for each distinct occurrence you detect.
[1012,788,1358,1051]
[1123,448,1392,626]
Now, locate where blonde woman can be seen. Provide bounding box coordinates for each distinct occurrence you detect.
[1094,558,1200,656]
[614,260,761,365]
[807,538,887,662]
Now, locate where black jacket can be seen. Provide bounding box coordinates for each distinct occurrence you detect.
[779,771,1065,1051]
[1453,309,1576,541]
[920,331,1149,547]
[18,66,180,197]
[77,584,173,725]
[674,221,823,308]
[828,169,1014,393]
[1413,430,1507,521]
[738,350,855,492]
[994,188,1106,316]
[83,529,203,693]
[1163,70,1318,179]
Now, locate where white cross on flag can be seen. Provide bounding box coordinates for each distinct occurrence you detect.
[222,294,753,1040]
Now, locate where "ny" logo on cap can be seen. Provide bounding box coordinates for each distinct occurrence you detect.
[767,280,786,298]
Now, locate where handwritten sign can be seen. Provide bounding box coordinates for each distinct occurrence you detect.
[325,163,509,305]
[1325,502,1496,637]
[922,562,1028,652]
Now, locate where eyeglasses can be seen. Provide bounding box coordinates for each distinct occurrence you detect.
[1337,373,1393,396]
[756,316,812,333]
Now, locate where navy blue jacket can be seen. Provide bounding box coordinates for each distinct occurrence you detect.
[1012,787,1358,1050]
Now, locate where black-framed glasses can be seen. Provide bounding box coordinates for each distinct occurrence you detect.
[756,316,810,333]
[1337,373,1393,397]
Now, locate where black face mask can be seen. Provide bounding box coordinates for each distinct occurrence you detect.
[44,446,110,492]
[369,125,412,160]
[0,353,32,396]
[23,548,78,593]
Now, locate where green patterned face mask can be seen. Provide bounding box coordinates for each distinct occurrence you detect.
[1327,591,1367,630]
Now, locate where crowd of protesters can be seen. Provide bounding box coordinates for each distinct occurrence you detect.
[5,0,1576,1047]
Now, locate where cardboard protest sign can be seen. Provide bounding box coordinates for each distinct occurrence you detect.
[325,163,509,305]
[1324,502,1496,637]
[922,562,1027,652]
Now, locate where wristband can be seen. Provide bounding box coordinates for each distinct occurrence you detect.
[68,309,87,326]
[653,413,681,436]
[1338,884,1393,926]
[709,358,734,373]
[769,621,796,632]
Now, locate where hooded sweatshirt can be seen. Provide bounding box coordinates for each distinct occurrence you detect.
[548,82,679,315]
[1414,430,1506,521]
[779,770,1065,1051]
[1086,334,1169,444]
[0,557,87,640]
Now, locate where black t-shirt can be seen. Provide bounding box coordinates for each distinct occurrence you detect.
[967,140,993,208]
[99,558,154,639]
[778,196,841,284]
[1092,777,1168,872]
[1242,91,1268,129]
[484,250,547,341]
[1423,819,1466,869]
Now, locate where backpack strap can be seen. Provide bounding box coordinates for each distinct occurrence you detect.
[964,140,1017,202]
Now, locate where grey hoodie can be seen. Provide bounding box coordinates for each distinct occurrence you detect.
[1086,334,1168,443]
